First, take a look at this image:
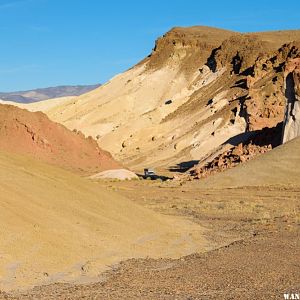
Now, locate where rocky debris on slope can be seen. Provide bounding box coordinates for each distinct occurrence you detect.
[188,123,283,180]
[190,143,271,179]
[0,104,120,174]
[0,84,101,103]
[282,57,300,143]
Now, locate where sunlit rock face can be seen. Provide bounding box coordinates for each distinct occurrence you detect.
[282,58,300,143]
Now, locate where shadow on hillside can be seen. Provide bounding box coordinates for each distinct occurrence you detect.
[231,79,248,89]
[226,122,283,148]
[168,160,200,173]
[136,173,172,181]
[167,122,283,174]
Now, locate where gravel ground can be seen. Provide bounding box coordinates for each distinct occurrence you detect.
[4,230,299,299]
[2,182,299,299]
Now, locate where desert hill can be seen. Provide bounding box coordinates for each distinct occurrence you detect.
[0,150,205,291]
[0,104,119,174]
[10,26,300,173]
[0,84,100,103]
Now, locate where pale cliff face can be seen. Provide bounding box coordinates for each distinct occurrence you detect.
[282,58,300,143]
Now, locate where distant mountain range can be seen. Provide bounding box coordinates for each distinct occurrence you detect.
[0,84,101,103]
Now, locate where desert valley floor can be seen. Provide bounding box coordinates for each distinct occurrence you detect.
[3,182,299,299]
[1,138,300,299]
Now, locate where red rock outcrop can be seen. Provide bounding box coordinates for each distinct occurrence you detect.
[204,40,300,133]
[190,142,271,180]
[242,43,300,132]
[189,123,283,180]
[0,104,120,174]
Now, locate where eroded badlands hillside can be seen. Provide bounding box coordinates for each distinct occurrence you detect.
[17,26,300,172]
[0,104,119,174]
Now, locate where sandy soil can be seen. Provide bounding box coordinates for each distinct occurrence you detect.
[2,137,300,299]
[6,231,298,300]
[3,181,299,299]
[0,151,208,292]
[90,169,138,180]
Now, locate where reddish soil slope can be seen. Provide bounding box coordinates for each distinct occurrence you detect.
[0,104,120,174]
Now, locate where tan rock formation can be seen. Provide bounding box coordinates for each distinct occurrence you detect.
[5,28,300,173]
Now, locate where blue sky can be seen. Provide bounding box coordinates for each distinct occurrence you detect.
[0,0,299,92]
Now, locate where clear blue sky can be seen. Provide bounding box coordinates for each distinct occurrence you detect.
[1,0,299,92]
